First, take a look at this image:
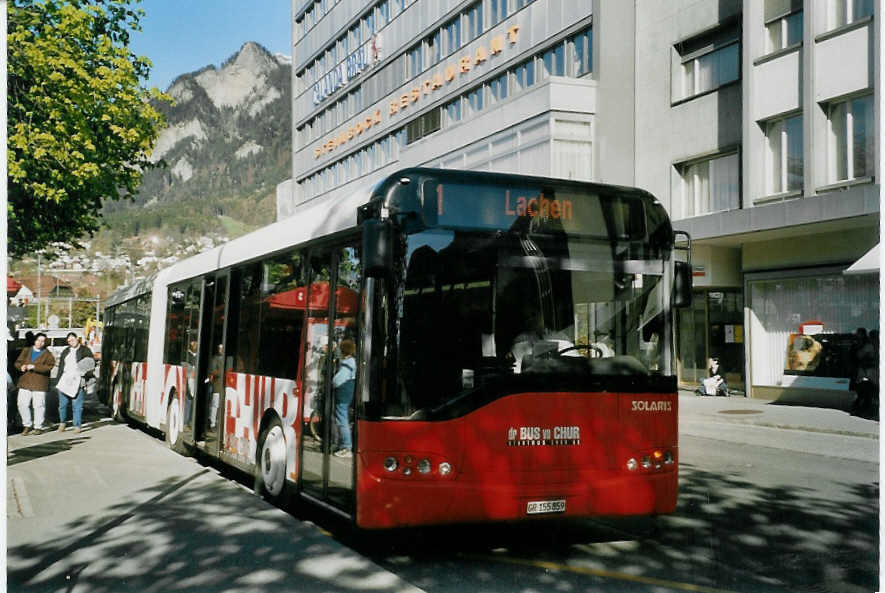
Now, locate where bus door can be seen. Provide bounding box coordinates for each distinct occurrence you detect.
[195,273,229,454]
[300,243,361,512]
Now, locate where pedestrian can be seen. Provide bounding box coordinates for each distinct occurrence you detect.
[14,332,55,435]
[332,338,357,458]
[56,332,96,433]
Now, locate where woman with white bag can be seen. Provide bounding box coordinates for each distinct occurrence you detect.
[56,333,96,433]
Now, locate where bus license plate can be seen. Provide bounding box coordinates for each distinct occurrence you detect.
[526,499,566,515]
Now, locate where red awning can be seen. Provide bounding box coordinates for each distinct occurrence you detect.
[265,282,358,314]
[7,277,22,292]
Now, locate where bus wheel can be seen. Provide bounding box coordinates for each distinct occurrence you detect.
[165,397,186,454]
[255,419,289,504]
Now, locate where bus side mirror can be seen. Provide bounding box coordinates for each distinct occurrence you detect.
[363,219,393,278]
[673,261,692,308]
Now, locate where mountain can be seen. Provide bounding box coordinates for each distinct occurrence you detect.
[99,41,292,259]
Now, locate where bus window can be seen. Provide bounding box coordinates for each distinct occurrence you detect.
[258,250,307,379]
[391,227,668,418]
[230,263,262,374]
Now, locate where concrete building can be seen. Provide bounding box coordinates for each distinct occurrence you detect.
[288,0,879,401]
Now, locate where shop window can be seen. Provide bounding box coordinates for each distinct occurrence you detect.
[764,114,803,195]
[676,152,740,219]
[829,0,873,29]
[748,273,879,387]
[828,94,874,183]
[673,24,740,103]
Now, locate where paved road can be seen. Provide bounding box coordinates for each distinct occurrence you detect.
[6,393,880,592]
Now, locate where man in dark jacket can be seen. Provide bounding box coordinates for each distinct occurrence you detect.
[56,333,95,433]
[14,332,55,435]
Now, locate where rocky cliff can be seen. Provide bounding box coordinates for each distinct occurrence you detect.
[102,41,291,243]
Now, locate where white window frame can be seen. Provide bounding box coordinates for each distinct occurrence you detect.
[828,94,874,183]
[676,151,740,219]
[764,114,803,195]
[765,10,802,53]
[829,0,874,30]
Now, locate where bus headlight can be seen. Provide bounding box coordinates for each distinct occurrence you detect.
[384,457,398,472]
[438,462,452,476]
[641,456,652,469]
[626,458,638,471]
[417,458,432,474]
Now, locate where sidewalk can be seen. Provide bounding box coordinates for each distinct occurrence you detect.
[678,389,879,439]
[678,389,879,462]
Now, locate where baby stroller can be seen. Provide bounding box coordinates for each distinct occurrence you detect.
[695,357,729,397]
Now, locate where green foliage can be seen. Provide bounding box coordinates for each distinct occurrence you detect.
[7,0,171,258]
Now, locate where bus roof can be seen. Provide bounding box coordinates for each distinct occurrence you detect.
[107,169,670,303]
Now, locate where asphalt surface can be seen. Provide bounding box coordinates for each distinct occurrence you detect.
[6,389,880,592]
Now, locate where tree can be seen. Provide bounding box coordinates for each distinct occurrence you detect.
[8,0,170,258]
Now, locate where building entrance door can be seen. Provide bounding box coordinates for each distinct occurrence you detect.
[678,289,745,394]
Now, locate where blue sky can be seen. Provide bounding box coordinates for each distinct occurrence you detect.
[130,0,292,91]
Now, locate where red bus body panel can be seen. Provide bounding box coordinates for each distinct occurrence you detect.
[356,391,677,529]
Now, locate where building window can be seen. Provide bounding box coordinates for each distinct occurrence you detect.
[407,43,423,78]
[465,2,483,42]
[568,27,592,76]
[829,0,873,29]
[541,43,565,78]
[466,87,484,116]
[490,0,508,25]
[765,9,802,53]
[489,72,508,104]
[511,59,535,92]
[445,97,462,125]
[829,94,874,183]
[427,29,441,65]
[515,0,533,9]
[378,0,390,28]
[764,114,803,195]
[444,16,461,55]
[406,107,441,145]
[673,25,740,102]
[677,152,740,218]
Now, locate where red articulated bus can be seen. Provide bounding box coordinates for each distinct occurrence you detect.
[99,168,692,528]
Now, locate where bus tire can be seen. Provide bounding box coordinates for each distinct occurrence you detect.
[165,396,186,454]
[254,418,289,505]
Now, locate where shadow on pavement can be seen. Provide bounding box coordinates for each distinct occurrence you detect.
[7,471,416,593]
[348,463,879,593]
[6,457,878,592]
[8,437,91,466]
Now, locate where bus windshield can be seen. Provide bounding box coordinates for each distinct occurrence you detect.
[387,226,673,418]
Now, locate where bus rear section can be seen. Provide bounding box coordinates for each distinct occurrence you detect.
[356,389,677,529]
